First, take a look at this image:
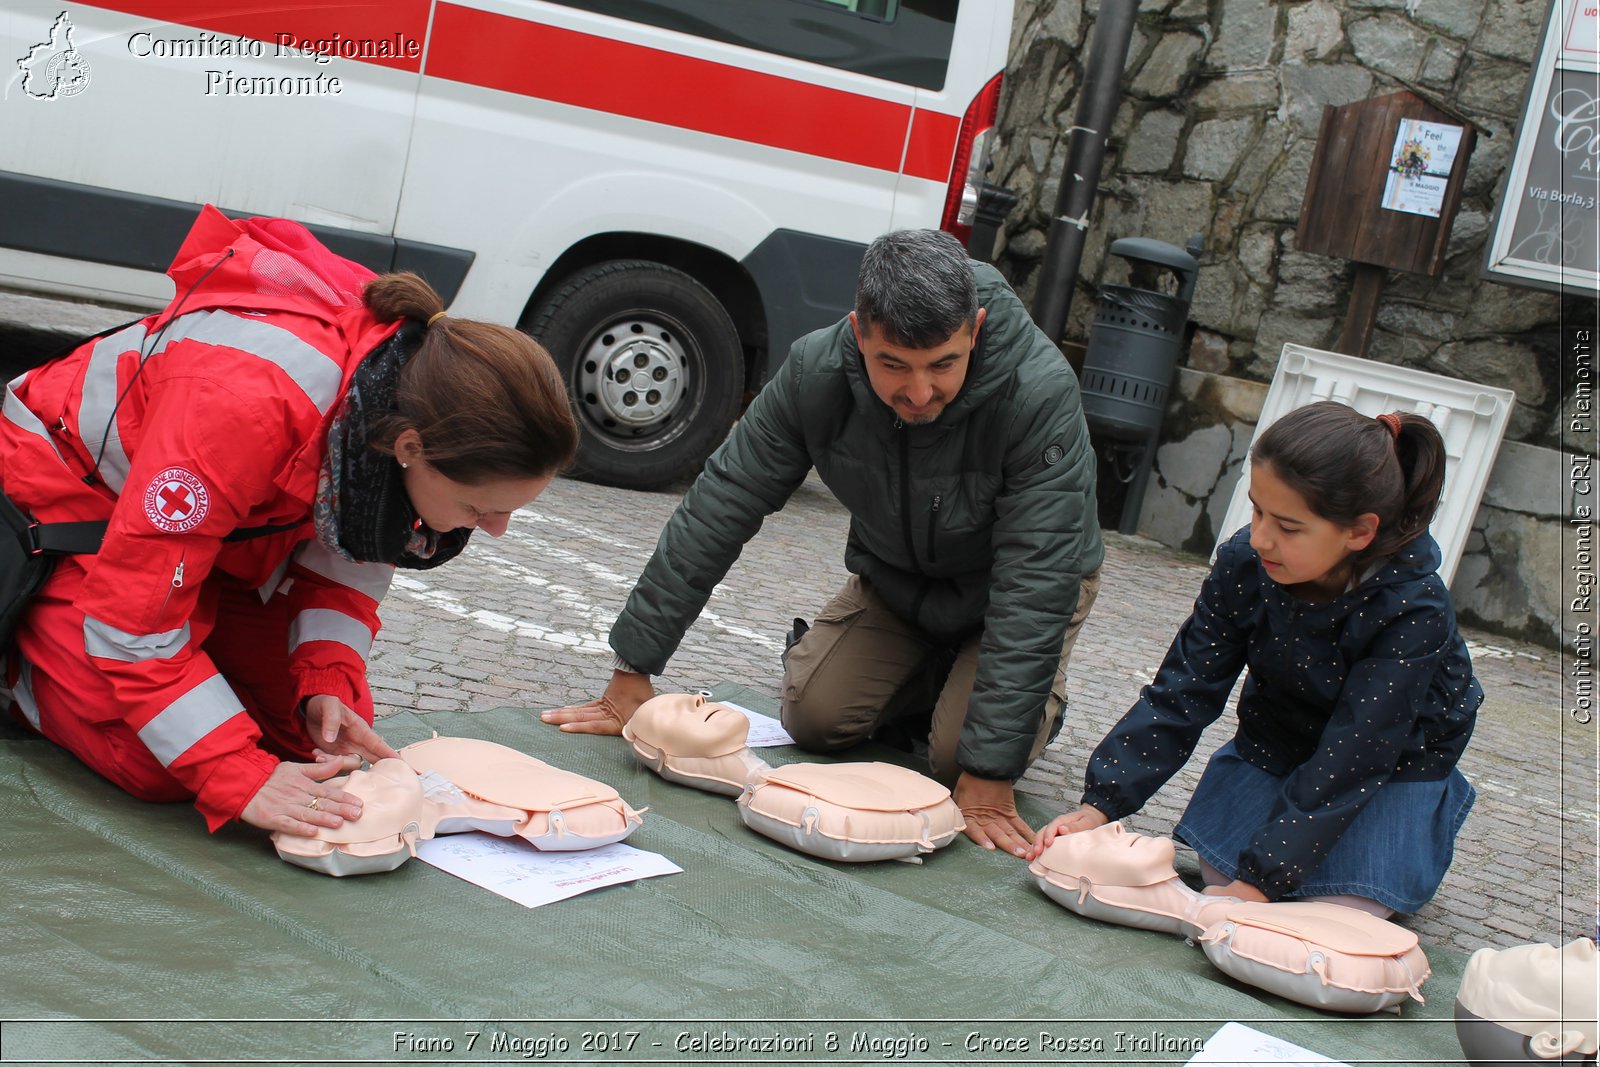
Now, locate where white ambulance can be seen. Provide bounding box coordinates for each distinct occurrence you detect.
[0,0,1013,487]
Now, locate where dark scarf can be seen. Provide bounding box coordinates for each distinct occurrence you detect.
[313,322,470,569]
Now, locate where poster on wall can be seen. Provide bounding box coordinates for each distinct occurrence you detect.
[1483,0,1600,296]
[1382,119,1466,218]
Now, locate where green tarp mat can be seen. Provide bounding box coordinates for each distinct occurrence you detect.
[0,687,1469,1064]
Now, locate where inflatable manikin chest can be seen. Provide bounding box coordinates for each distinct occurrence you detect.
[625,693,964,862]
[1454,938,1598,1065]
[272,737,644,876]
[1029,822,1431,1014]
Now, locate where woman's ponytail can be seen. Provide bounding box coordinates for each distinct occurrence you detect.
[362,272,445,324]
[359,271,579,482]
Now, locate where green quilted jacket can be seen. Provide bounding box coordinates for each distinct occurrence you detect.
[610,263,1105,780]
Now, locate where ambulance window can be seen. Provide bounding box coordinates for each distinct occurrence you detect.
[547,0,959,90]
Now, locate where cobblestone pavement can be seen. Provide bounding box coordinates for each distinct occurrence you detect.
[371,471,1597,959]
[9,295,1592,965]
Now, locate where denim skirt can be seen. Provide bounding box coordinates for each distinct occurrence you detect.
[1173,740,1476,913]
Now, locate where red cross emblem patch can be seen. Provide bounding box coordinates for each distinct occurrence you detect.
[142,467,211,534]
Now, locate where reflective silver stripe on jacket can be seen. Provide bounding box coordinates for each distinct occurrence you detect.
[74,323,148,493]
[3,371,67,465]
[137,674,243,768]
[292,539,393,602]
[11,659,40,731]
[288,608,374,658]
[24,310,342,492]
[65,312,343,472]
[156,310,343,414]
[83,615,191,662]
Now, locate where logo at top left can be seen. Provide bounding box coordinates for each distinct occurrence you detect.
[17,11,91,100]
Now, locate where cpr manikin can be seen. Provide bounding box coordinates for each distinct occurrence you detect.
[1030,822,1431,1014]
[624,693,964,862]
[1454,938,1598,1065]
[623,692,769,795]
[272,736,644,876]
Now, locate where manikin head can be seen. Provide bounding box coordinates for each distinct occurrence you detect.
[625,693,751,758]
[318,759,424,844]
[1457,938,1599,1061]
[1038,822,1180,887]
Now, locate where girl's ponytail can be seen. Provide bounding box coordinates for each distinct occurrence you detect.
[1371,413,1447,558]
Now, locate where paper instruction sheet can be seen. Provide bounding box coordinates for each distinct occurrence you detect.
[417,837,682,908]
[1186,1022,1353,1066]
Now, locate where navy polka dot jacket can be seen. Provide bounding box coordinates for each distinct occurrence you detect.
[1081,526,1482,899]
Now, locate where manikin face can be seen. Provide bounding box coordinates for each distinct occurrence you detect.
[853,308,986,426]
[1048,822,1178,885]
[323,759,422,842]
[629,693,749,757]
[395,429,553,538]
[1247,460,1376,599]
[1461,939,1598,1042]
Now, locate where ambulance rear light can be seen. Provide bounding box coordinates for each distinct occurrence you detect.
[940,71,1005,246]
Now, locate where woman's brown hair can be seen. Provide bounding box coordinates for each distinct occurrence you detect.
[362,272,578,482]
[1250,400,1447,561]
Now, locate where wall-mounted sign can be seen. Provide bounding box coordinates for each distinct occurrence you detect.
[1483,0,1600,296]
[1382,119,1466,218]
[1298,90,1475,278]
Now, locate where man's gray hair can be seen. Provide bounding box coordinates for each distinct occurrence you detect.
[854,229,979,348]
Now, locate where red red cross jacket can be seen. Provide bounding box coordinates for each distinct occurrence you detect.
[1,206,403,828]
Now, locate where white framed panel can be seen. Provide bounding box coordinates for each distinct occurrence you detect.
[1482,0,1600,296]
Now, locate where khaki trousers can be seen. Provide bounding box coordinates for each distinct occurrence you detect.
[780,568,1101,785]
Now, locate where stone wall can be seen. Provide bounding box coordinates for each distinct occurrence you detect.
[990,0,1596,647]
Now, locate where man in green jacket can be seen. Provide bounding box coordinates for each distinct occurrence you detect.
[544,229,1104,856]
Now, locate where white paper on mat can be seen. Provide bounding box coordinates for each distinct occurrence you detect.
[415,837,682,909]
[1186,1022,1353,1066]
[717,700,795,747]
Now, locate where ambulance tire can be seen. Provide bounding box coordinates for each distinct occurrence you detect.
[524,260,744,490]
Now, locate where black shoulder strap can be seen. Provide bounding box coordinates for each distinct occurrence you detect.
[23,518,306,557]
[224,520,306,543]
[28,520,108,555]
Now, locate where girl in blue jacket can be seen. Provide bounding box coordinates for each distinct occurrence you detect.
[1031,401,1481,917]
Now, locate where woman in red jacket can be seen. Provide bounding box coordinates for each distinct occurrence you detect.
[0,207,577,839]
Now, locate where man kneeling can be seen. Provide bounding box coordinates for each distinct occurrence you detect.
[544,229,1103,857]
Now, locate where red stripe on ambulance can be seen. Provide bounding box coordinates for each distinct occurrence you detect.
[85,1,961,177]
[424,3,959,181]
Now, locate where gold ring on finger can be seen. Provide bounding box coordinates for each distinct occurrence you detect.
[307,796,321,811]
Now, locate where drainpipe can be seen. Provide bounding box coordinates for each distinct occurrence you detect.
[1030,0,1140,341]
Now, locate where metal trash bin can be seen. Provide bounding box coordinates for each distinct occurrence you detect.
[1080,236,1201,534]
